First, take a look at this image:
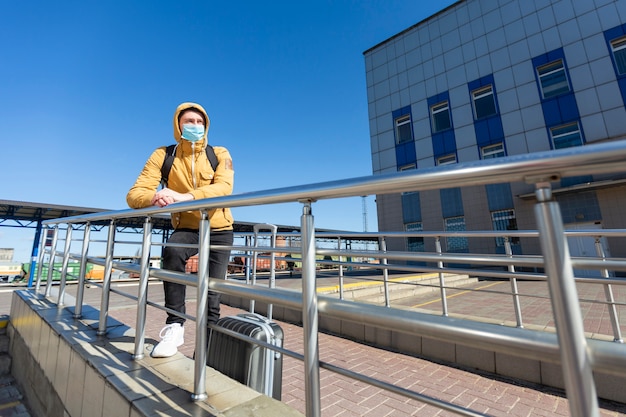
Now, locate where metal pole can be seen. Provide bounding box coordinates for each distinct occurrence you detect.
[594,237,622,342]
[380,237,390,308]
[57,224,73,306]
[27,221,42,288]
[504,237,523,328]
[253,224,278,318]
[74,223,91,318]
[267,225,277,320]
[301,201,321,417]
[244,235,252,283]
[250,230,259,313]
[97,220,116,336]
[44,226,59,298]
[34,226,47,292]
[133,217,153,360]
[534,183,599,417]
[192,211,210,401]
[337,237,344,300]
[435,237,448,316]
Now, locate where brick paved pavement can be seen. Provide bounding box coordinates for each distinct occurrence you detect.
[2,280,626,416]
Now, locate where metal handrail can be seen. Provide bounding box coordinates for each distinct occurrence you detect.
[42,139,626,224]
[33,139,626,417]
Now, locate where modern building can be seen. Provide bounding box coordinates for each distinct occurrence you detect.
[364,0,626,265]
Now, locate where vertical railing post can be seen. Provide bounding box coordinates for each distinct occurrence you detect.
[435,236,448,316]
[27,221,43,289]
[594,237,623,342]
[243,235,252,283]
[337,237,344,300]
[301,201,321,417]
[534,183,599,417]
[504,237,523,328]
[192,211,210,401]
[44,226,59,298]
[268,226,277,320]
[57,224,73,306]
[380,237,390,307]
[97,220,116,336]
[253,224,278,318]
[74,223,91,318]
[34,226,48,292]
[133,217,153,360]
[250,231,260,312]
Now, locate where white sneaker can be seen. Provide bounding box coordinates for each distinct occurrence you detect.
[151,323,184,358]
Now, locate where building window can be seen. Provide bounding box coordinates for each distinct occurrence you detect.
[550,122,583,149]
[610,36,626,75]
[444,216,468,251]
[406,222,424,252]
[395,114,413,144]
[481,142,505,159]
[431,101,451,132]
[437,154,457,165]
[537,60,570,99]
[472,85,497,119]
[491,209,520,247]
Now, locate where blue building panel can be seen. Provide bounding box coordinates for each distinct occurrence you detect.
[485,183,513,211]
[468,74,495,91]
[487,117,504,142]
[604,25,625,42]
[541,99,562,126]
[392,106,412,119]
[558,95,580,121]
[402,192,422,223]
[557,191,602,224]
[561,175,593,188]
[440,188,464,218]
[395,142,417,167]
[432,136,445,156]
[442,130,457,155]
[619,78,626,106]
[427,92,450,107]
[474,120,490,146]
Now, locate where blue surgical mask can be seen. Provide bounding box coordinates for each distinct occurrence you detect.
[181,124,204,142]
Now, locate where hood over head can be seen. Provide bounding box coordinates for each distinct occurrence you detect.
[173,102,211,145]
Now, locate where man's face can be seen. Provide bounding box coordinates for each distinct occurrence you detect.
[179,109,205,131]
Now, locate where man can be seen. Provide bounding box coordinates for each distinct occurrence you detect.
[127,102,234,358]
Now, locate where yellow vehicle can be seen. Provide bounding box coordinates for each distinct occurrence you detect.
[0,262,24,282]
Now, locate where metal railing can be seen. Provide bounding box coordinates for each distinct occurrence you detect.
[32,140,626,417]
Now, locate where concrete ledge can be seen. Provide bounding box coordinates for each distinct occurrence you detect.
[8,290,303,417]
[221,293,626,404]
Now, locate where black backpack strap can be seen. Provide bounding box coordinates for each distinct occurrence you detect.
[205,145,218,172]
[160,144,177,188]
[160,144,219,188]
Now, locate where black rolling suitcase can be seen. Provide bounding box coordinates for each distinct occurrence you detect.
[207,312,283,399]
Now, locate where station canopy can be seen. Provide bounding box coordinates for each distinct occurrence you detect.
[0,199,301,234]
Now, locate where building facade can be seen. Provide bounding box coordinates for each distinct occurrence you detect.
[364,0,626,262]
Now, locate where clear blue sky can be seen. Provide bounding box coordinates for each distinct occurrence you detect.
[0,0,456,263]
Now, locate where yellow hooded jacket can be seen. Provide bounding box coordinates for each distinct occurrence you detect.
[126,102,234,231]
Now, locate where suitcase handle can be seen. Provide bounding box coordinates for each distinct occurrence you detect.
[238,312,271,326]
[237,313,282,359]
[253,223,278,234]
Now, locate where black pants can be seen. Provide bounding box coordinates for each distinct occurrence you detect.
[162,229,233,326]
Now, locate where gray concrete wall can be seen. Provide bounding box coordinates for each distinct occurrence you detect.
[8,290,303,417]
[221,294,626,404]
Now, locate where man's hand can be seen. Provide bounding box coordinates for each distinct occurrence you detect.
[151,188,194,207]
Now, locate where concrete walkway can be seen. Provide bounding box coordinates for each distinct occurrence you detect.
[2,276,626,416]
